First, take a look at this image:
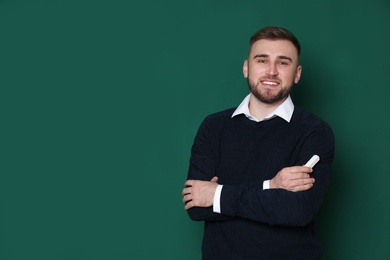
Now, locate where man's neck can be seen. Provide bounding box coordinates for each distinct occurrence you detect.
[248,94,287,121]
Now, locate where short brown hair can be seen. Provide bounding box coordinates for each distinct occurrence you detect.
[249,26,301,56]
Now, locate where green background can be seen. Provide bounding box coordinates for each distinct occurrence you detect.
[1,0,389,259]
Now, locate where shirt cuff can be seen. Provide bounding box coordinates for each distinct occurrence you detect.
[263,180,270,190]
[213,184,223,213]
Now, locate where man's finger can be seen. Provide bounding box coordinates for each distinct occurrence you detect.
[182,194,192,204]
[184,180,194,187]
[210,176,218,182]
[292,183,314,192]
[184,201,194,210]
[299,166,314,173]
[290,173,311,181]
[288,166,314,173]
[290,178,315,192]
[182,187,191,196]
[290,178,315,187]
[297,178,315,186]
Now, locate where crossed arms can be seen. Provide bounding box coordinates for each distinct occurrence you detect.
[183,165,315,209]
[181,115,335,226]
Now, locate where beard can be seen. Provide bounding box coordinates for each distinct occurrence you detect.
[247,78,292,104]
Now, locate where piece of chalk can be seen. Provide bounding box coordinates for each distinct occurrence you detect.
[304,155,320,168]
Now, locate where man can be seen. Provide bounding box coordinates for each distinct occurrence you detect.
[182,26,335,259]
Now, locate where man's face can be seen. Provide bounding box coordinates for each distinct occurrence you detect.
[243,39,302,104]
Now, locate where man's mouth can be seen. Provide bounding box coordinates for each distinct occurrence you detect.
[261,80,279,86]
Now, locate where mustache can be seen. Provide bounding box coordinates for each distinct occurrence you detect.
[260,76,281,81]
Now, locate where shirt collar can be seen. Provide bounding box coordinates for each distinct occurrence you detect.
[231,94,294,123]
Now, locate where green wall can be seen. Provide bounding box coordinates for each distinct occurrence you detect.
[1,0,389,259]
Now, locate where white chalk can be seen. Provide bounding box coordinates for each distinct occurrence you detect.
[304,155,320,168]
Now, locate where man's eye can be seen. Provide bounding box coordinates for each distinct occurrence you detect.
[279,61,289,65]
[258,59,267,63]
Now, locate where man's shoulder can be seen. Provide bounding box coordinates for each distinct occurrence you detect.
[293,107,334,135]
[204,107,237,121]
[197,107,237,132]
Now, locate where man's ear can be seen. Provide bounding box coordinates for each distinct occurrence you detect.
[294,65,302,84]
[243,60,248,78]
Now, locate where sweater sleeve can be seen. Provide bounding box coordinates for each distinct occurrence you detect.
[220,122,335,226]
[186,114,235,221]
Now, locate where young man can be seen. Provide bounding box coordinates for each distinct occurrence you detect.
[182,26,335,259]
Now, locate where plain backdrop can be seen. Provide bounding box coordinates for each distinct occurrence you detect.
[0,0,389,259]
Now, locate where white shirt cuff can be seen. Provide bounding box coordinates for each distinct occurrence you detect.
[213,184,223,213]
[263,180,270,190]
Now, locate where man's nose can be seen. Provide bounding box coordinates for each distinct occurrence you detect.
[266,63,278,76]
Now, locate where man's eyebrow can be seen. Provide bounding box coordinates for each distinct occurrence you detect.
[253,54,269,59]
[252,54,293,62]
[278,55,293,62]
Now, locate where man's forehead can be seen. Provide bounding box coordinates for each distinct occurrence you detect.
[250,39,299,58]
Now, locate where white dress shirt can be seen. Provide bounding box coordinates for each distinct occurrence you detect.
[213,94,295,213]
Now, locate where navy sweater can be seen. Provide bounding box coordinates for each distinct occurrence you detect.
[186,107,335,260]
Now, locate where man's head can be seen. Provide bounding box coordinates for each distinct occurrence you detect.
[248,26,301,59]
[244,26,302,105]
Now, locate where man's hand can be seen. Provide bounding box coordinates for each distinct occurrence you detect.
[270,166,314,192]
[182,177,219,210]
